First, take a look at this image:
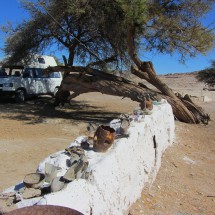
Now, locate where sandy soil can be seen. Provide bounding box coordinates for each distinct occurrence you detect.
[0,94,138,191]
[129,101,215,215]
[0,73,215,214]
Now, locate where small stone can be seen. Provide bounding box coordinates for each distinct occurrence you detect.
[155,204,163,209]
[65,146,85,156]
[146,198,151,202]
[0,194,15,207]
[84,171,91,180]
[63,167,75,182]
[144,168,149,174]
[70,153,80,165]
[51,177,65,192]
[0,191,19,213]
[2,192,16,198]
[6,197,14,206]
[50,153,59,158]
[74,160,85,179]
[120,119,130,135]
[183,156,196,165]
[80,155,88,163]
[22,188,41,199]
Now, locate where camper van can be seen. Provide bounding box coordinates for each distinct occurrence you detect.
[0,55,62,103]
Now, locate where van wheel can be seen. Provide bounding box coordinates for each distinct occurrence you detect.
[15,90,26,103]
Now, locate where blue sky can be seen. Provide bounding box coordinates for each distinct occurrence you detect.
[0,0,214,74]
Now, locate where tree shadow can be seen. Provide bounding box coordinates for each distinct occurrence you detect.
[0,96,120,124]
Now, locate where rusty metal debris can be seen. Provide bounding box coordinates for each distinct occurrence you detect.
[5,205,84,215]
[93,125,116,152]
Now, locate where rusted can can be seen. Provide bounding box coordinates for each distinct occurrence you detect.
[93,125,116,152]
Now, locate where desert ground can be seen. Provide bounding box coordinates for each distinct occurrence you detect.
[0,73,215,214]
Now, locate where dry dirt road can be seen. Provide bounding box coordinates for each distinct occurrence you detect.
[0,73,215,214]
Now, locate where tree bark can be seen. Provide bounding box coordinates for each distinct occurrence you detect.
[45,66,156,105]
[127,26,208,124]
[46,64,209,124]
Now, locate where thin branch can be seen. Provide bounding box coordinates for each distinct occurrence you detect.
[87,55,117,67]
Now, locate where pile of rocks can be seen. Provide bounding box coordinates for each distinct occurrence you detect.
[0,192,20,213]
[0,146,89,213]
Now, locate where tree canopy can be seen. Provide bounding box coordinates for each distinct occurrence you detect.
[2,0,214,68]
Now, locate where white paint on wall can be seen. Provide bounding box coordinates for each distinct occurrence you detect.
[9,101,174,215]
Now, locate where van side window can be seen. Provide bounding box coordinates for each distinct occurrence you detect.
[34,68,47,78]
[23,69,34,78]
[38,57,45,64]
[48,72,61,78]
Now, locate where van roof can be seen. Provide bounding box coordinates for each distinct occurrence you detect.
[2,55,57,68]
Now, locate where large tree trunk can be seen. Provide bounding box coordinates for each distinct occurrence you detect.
[46,64,208,124]
[45,66,157,105]
[127,26,209,124]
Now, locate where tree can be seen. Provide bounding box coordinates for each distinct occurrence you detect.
[1,0,214,123]
[2,0,123,67]
[196,60,215,89]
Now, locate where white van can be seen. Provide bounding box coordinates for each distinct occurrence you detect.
[0,55,62,103]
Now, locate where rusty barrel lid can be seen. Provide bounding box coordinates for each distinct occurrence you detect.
[6,205,84,215]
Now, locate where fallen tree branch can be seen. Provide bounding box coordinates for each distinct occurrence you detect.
[46,65,209,124]
[60,72,155,102]
[46,66,158,106]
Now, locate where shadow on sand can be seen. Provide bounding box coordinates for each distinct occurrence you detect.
[0,96,120,124]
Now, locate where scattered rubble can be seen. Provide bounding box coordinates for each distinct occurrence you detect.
[0,97,167,214]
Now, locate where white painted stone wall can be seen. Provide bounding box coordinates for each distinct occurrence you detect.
[14,101,174,215]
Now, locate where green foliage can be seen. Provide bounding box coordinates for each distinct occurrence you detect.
[116,0,148,25]
[196,60,215,87]
[135,0,214,59]
[3,0,124,66]
[1,0,215,68]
